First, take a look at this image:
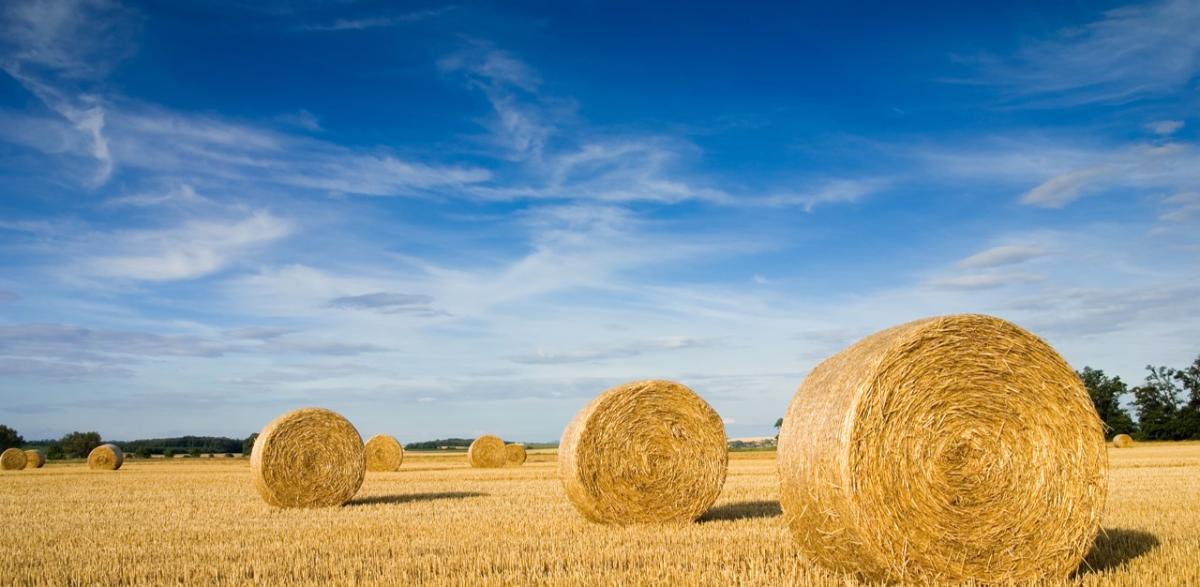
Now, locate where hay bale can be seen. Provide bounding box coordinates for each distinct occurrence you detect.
[505,443,527,466]
[1112,433,1134,448]
[24,449,45,469]
[87,444,124,470]
[559,379,727,525]
[1,448,27,470]
[468,435,507,468]
[251,407,365,508]
[365,434,404,472]
[778,314,1107,584]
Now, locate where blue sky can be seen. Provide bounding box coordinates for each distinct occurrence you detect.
[1,0,1197,442]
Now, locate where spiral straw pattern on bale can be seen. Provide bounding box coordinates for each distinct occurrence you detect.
[24,449,45,469]
[87,444,124,470]
[1,448,27,470]
[365,434,404,471]
[778,314,1107,584]
[1113,433,1134,448]
[505,443,527,466]
[559,379,728,525]
[250,408,365,508]
[468,435,507,468]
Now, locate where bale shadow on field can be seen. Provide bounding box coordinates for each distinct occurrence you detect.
[1075,527,1160,576]
[699,500,782,523]
[346,491,488,507]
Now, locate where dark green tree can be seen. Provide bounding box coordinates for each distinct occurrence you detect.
[163,448,175,459]
[189,447,202,458]
[0,425,23,451]
[774,417,783,440]
[1133,365,1182,440]
[46,443,64,460]
[135,446,152,459]
[1078,367,1137,437]
[242,432,258,456]
[1171,354,1200,439]
[59,431,102,459]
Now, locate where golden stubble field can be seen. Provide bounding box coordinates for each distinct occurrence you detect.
[2,444,1198,586]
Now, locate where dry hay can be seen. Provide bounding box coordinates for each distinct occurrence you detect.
[365,434,404,472]
[505,443,527,466]
[24,449,45,469]
[87,444,124,471]
[778,314,1107,584]
[1113,433,1134,448]
[1,448,27,470]
[250,407,365,508]
[559,379,727,525]
[468,435,507,468]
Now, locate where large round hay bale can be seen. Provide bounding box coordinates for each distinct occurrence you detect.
[87,444,124,470]
[468,435,507,468]
[778,314,1107,584]
[505,443,527,466]
[559,379,728,525]
[1,448,27,470]
[1112,433,1134,448]
[24,449,45,469]
[365,434,404,471]
[251,407,365,508]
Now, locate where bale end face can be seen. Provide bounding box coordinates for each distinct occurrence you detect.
[24,449,45,469]
[505,443,527,466]
[1112,434,1134,448]
[365,434,405,472]
[778,314,1107,584]
[251,407,365,508]
[1,448,27,470]
[87,444,124,470]
[559,379,728,525]
[468,435,507,468]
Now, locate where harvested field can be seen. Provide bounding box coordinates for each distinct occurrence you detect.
[1,445,1197,585]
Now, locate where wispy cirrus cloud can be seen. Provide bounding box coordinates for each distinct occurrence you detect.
[326,292,448,316]
[509,336,718,365]
[956,245,1046,269]
[301,7,453,32]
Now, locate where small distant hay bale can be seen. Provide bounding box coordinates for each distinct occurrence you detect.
[778,314,1107,584]
[365,434,404,471]
[559,379,727,525]
[88,444,124,471]
[1112,434,1134,448]
[251,407,365,508]
[24,449,45,469]
[1,448,27,470]
[468,435,507,468]
[505,443,527,466]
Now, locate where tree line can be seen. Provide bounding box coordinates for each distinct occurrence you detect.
[1082,353,1200,440]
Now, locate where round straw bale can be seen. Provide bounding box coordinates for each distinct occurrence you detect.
[1,448,27,470]
[468,435,507,468]
[778,314,1107,584]
[251,408,365,508]
[1112,433,1134,448]
[505,443,527,466]
[559,379,728,525]
[24,449,45,469]
[87,444,124,470]
[365,434,404,471]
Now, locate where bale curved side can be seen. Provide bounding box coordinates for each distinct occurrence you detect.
[778,314,1107,584]
[24,449,45,469]
[1112,434,1134,448]
[505,443,527,466]
[365,434,404,471]
[559,379,728,525]
[468,435,507,468]
[87,444,124,470]
[1,448,27,470]
[251,407,365,508]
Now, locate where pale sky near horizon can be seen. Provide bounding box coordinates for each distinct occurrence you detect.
[1,0,1197,442]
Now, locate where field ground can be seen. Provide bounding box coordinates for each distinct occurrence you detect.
[2,443,1198,585]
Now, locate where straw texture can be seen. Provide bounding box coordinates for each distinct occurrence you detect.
[1,448,26,470]
[87,444,124,470]
[24,449,45,469]
[1113,434,1134,448]
[778,314,1107,584]
[559,379,728,525]
[505,443,527,466]
[365,434,404,471]
[250,408,365,508]
[468,435,507,468]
